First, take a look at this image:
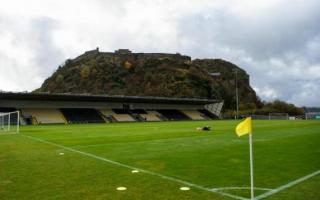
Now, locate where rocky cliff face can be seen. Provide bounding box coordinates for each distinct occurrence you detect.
[35,49,260,110]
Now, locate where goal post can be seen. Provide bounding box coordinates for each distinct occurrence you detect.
[268,113,289,120]
[305,112,320,120]
[0,111,20,134]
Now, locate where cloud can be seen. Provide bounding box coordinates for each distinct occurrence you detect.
[0,15,64,91]
[0,0,319,106]
[175,0,320,106]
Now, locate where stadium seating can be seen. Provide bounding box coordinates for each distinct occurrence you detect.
[60,108,105,123]
[10,108,216,125]
[181,110,206,120]
[100,109,135,122]
[156,109,191,120]
[139,110,161,121]
[198,109,219,119]
[98,109,115,122]
[113,109,136,122]
[21,108,66,124]
[113,114,135,122]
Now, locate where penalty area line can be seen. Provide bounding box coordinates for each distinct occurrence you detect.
[21,134,247,200]
[255,169,320,200]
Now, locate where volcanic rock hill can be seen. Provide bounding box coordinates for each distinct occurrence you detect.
[35,49,261,110]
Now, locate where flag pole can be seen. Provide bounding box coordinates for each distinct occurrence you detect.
[249,133,254,200]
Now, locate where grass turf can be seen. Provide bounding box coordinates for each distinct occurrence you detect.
[0,120,319,200]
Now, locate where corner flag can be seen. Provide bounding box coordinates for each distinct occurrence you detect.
[235,117,255,200]
[235,117,252,137]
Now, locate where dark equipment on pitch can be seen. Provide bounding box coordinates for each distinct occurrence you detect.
[196,125,211,131]
[202,126,211,131]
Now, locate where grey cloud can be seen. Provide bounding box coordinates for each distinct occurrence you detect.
[175,1,320,107]
[178,1,320,60]
[0,16,65,91]
[29,17,65,77]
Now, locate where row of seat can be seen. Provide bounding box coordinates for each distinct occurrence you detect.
[22,108,65,124]
[19,108,214,124]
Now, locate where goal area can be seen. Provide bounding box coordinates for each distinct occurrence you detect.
[269,113,289,120]
[0,111,20,134]
[250,113,289,120]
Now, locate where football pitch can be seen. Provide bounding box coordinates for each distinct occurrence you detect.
[0,120,319,200]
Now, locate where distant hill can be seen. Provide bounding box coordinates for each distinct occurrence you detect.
[35,48,261,110]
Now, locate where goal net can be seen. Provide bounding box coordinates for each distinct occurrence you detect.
[0,111,20,134]
[305,112,320,120]
[250,115,269,120]
[269,113,289,120]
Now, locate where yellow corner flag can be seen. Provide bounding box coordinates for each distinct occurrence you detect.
[235,117,255,199]
[235,117,252,137]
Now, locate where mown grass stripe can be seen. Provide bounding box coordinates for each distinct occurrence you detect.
[22,134,248,200]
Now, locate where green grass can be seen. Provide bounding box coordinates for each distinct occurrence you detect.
[0,120,319,200]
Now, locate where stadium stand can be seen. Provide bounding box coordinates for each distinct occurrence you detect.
[99,109,116,122]
[129,109,148,121]
[112,109,136,122]
[156,109,191,121]
[60,108,105,123]
[198,109,219,119]
[21,108,66,124]
[113,114,136,122]
[204,102,223,118]
[181,110,206,120]
[100,109,135,122]
[139,110,161,121]
[0,92,223,124]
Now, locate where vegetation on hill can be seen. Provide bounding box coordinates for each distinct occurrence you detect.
[35,49,303,115]
[35,49,259,110]
[224,99,305,118]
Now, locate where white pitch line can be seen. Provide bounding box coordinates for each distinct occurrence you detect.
[22,134,248,200]
[211,187,272,191]
[255,169,320,200]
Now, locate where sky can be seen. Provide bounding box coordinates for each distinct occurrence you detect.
[0,0,319,107]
